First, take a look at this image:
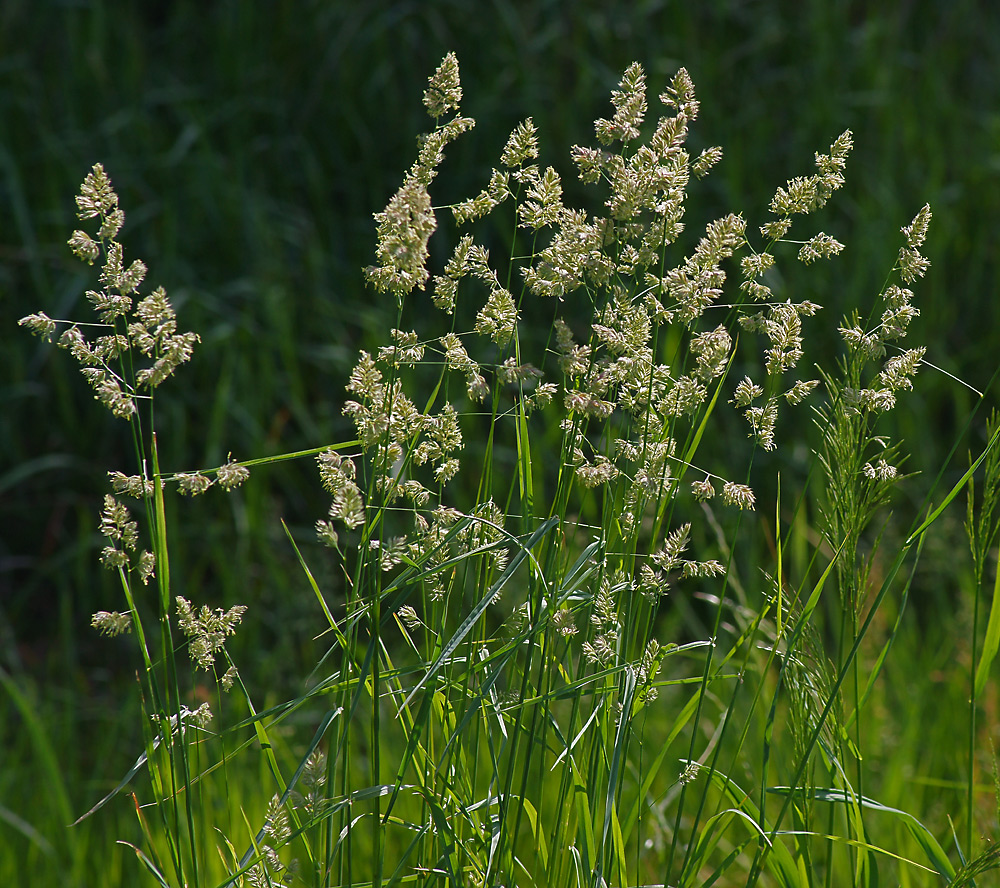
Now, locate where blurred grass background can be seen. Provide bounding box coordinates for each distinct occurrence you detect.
[2,0,999,883]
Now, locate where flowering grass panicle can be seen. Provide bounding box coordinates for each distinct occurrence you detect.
[24,49,1000,888]
[21,165,199,419]
[18,162,276,886]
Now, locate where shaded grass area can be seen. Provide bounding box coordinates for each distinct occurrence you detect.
[3,1,1000,884]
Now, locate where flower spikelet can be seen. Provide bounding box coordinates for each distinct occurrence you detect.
[433,235,477,312]
[659,67,700,120]
[475,288,518,345]
[502,118,539,168]
[134,330,199,389]
[134,285,174,330]
[18,312,57,341]
[722,481,756,510]
[414,402,463,471]
[864,459,897,482]
[423,52,462,119]
[642,521,721,600]
[398,605,422,631]
[317,450,366,531]
[68,229,101,264]
[84,287,130,324]
[108,471,154,498]
[440,332,474,374]
[897,203,932,282]
[177,473,213,496]
[518,167,564,230]
[877,347,925,394]
[763,302,805,375]
[216,458,249,491]
[138,550,155,584]
[175,595,248,670]
[879,286,919,340]
[24,166,200,416]
[732,376,764,408]
[691,325,732,380]
[571,145,606,185]
[522,210,610,299]
[378,329,425,367]
[75,163,118,220]
[574,452,619,488]
[745,399,778,450]
[798,232,845,264]
[553,318,592,377]
[663,375,707,417]
[652,523,692,572]
[769,130,852,216]
[92,610,132,637]
[346,351,384,401]
[838,322,885,360]
[902,203,932,250]
[365,179,436,298]
[552,608,578,638]
[784,379,819,405]
[582,576,622,663]
[665,213,746,324]
[691,477,716,501]
[595,62,647,144]
[100,495,138,551]
[457,501,508,572]
[760,217,792,241]
[452,170,509,225]
[692,146,723,178]
[741,251,774,281]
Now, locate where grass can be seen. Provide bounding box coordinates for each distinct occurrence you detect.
[4,3,1000,886]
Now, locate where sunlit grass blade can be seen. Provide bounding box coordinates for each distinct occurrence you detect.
[569,755,598,877]
[768,787,956,881]
[398,516,559,714]
[281,517,349,646]
[702,770,803,888]
[906,420,1000,547]
[598,666,636,881]
[235,709,339,871]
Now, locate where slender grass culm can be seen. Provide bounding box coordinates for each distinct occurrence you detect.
[19,53,1000,887]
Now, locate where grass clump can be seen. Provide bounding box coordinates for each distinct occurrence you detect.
[17,53,1000,887]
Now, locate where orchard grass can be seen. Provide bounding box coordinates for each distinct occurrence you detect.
[16,54,1000,887]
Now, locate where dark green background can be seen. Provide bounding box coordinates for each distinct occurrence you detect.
[2,0,998,879]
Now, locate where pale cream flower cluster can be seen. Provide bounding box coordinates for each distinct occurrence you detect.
[21,164,199,418]
[838,204,931,414]
[319,56,928,696]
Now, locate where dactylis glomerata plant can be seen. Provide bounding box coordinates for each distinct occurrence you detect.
[24,51,985,888]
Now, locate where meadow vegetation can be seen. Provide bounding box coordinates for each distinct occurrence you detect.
[10,47,1000,887]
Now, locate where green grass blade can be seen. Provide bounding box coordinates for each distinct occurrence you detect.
[768,787,956,880]
[281,517,348,645]
[398,516,559,713]
[119,841,173,888]
[906,421,1000,547]
[599,666,636,878]
[515,385,534,518]
[235,709,339,870]
[703,770,803,887]
[974,549,1000,699]
[569,755,598,876]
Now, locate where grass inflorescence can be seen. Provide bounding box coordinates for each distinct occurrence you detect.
[14,52,1000,888]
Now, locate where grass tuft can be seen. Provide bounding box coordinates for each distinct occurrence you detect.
[9,37,1000,888]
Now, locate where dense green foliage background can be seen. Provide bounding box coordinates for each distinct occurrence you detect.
[3,1,999,883]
